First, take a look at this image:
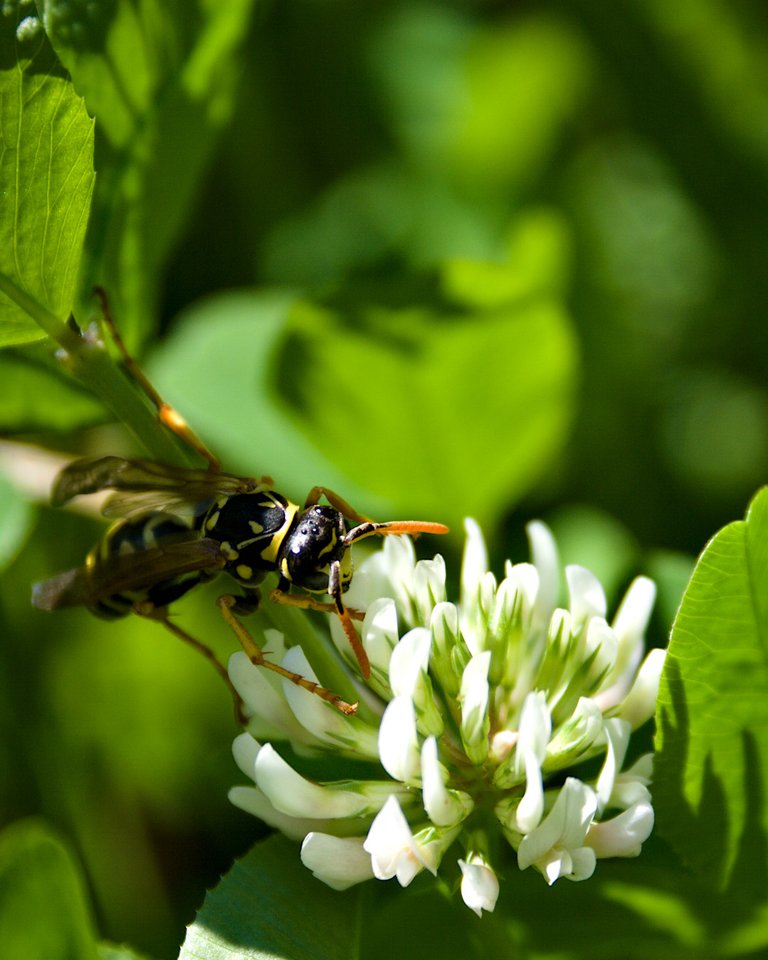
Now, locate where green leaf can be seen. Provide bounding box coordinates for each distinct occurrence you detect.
[282,297,578,530]
[147,290,370,504]
[0,819,100,960]
[180,835,363,960]
[0,345,103,430]
[39,0,257,341]
[0,3,95,345]
[0,470,33,568]
[655,487,768,899]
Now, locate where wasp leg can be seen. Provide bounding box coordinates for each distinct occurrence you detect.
[217,595,358,716]
[270,567,371,680]
[268,588,365,621]
[228,588,262,617]
[303,486,372,524]
[94,286,222,473]
[133,601,246,724]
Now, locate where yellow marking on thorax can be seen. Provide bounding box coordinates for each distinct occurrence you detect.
[219,541,239,561]
[260,501,299,564]
[317,530,339,559]
[236,563,253,581]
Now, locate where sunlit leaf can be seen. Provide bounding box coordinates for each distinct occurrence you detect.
[281,296,578,529]
[180,835,363,960]
[0,4,94,345]
[655,487,768,899]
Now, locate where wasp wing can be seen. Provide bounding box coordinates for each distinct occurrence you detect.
[51,456,272,518]
[32,536,227,611]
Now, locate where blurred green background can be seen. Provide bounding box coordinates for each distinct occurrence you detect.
[2,0,768,956]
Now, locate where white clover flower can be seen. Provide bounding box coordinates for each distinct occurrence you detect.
[229,520,665,916]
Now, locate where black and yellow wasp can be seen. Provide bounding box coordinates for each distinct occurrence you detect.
[32,291,448,715]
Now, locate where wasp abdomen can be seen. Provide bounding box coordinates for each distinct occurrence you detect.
[89,513,210,618]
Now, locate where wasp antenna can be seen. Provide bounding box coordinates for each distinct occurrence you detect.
[345,520,449,546]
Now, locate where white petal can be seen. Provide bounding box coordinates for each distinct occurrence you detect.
[584,617,618,682]
[515,746,545,834]
[566,846,597,881]
[460,651,491,763]
[461,518,489,602]
[586,800,655,858]
[517,779,597,871]
[595,719,630,816]
[228,650,314,744]
[383,536,420,621]
[389,627,432,698]
[228,785,325,841]
[517,691,552,765]
[232,732,261,780]
[618,648,666,728]
[413,555,447,621]
[364,795,424,886]
[280,647,379,759]
[612,576,656,647]
[526,520,560,629]
[513,692,552,831]
[301,834,374,890]
[378,696,421,783]
[255,744,383,819]
[362,597,400,681]
[421,736,474,827]
[566,565,607,625]
[458,855,500,917]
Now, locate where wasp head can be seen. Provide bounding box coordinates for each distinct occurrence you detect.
[279,505,352,593]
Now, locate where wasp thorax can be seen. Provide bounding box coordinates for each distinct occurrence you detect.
[280,506,348,592]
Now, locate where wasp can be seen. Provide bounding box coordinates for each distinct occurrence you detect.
[32,291,448,716]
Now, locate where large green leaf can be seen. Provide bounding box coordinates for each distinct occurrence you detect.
[0,819,100,960]
[38,0,257,341]
[282,295,578,530]
[180,835,364,960]
[0,3,94,345]
[655,487,768,900]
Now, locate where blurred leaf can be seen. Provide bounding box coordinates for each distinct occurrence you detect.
[148,290,371,505]
[39,0,257,340]
[445,17,592,193]
[283,296,578,530]
[643,0,768,170]
[442,208,572,310]
[659,368,768,503]
[0,4,95,345]
[0,471,33,568]
[655,487,768,900]
[0,819,100,960]
[0,346,102,430]
[180,835,364,960]
[263,162,500,284]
